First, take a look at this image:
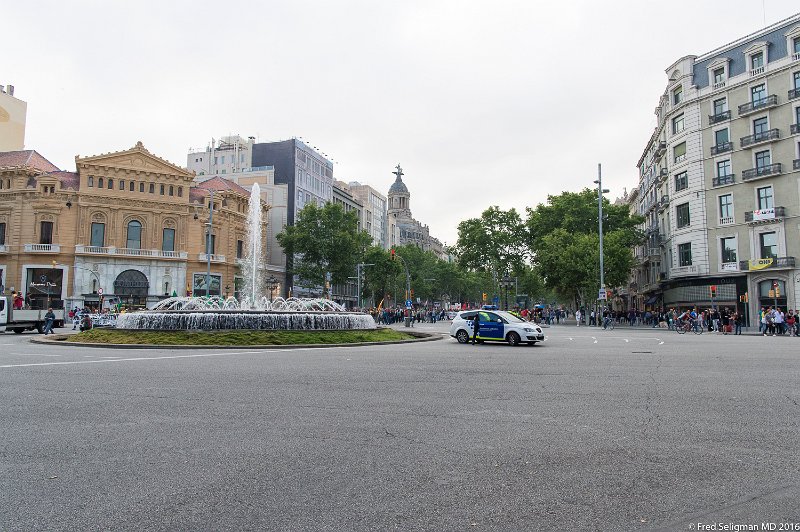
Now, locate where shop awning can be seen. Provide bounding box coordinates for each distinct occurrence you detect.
[644,295,659,305]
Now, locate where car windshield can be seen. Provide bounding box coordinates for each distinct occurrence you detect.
[496,311,525,323]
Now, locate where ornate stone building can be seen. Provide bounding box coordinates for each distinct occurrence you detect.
[386,164,445,258]
[0,142,264,310]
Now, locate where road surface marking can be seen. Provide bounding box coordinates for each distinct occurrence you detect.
[0,346,372,369]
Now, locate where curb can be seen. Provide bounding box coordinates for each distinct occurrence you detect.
[29,330,443,350]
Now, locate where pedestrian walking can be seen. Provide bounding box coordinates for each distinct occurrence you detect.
[471,313,481,345]
[43,307,56,335]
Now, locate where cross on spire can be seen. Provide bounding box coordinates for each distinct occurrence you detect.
[393,164,403,180]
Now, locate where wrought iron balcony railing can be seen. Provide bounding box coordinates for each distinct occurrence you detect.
[742,163,782,181]
[710,141,733,155]
[791,123,799,135]
[709,110,731,124]
[744,206,785,222]
[712,174,735,187]
[789,88,799,100]
[738,95,778,116]
[740,128,779,148]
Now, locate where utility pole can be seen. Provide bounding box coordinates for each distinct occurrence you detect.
[594,164,610,308]
[356,263,374,309]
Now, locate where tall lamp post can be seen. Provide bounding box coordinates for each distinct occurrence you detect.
[594,163,610,312]
[356,263,375,309]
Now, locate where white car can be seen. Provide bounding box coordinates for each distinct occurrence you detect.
[449,310,545,346]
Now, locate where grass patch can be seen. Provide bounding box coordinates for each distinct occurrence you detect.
[71,327,416,346]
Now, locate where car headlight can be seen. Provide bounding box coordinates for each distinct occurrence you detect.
[535,328,542,333]
[524,328,533,332]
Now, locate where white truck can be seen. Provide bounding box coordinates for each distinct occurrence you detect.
[0,297,66,334]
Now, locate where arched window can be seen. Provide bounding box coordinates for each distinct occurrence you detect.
[126,220,142,249]
[177,187,183,197]
[129,181,134,191]
[98,177,104,188]
[149,183,155,194]
[169,185,174,196]
[139,182,144,193]
[108,178,113,189]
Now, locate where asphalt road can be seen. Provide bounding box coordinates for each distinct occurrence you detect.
[1,324,799,531]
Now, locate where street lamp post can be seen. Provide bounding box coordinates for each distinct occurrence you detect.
[594,163,610,312]
[205,190,215,297]
[356,263,375,310]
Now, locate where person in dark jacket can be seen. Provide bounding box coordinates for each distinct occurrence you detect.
[471,313,481,345]
[43,308,56,335]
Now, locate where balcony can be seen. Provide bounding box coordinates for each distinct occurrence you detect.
[659,167,668,180]
[738,95,778,116]
[739,257,795,271]
[750,66,765,77]
[709,110,731,124]
[740,128,779,148]
[24,244,60,253]
[790,88,799,100]
[658,271,668,282]
[719,216,735,226]
[794,52,800,61]
[0,244,7,253]
[791,124,799,135]
[657,195,670,210]
[710,141,733,155]
[712,174,735,187]
[654,141,667,160]
[672,265,698,275]
[712,80,726,90]
[794,159,800,170]
[744,206,786,223]
[646,247,660,258]
[199,253,226,263]
[645,222,659,235]
[75,245,188,259]
[742,163,782,181]
[720,262,739,272]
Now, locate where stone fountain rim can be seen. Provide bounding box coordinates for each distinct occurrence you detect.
[122,309,370,315]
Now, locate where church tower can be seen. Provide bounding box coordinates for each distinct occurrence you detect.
[387,164,411,218]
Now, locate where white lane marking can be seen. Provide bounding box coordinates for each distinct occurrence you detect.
[0,346,368,369]
[9,353,62,357]
[624,339,629,343]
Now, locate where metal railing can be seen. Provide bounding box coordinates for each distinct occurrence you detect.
[709,110,731,124]
[742,163,781,180]
[713,80,726,90]
[710,141,733,155]
[789,88,799,100]
[794,159,800,170]
[738,95,778,115]
[739,257,795,270]
[791,123,799,134]
[719,216,735,226]
[750,66,765,77]
[740,128,779,148]
[744,206,785,222]
[712,174,735,187]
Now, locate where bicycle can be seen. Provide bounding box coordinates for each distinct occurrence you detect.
[676,319,704,335]
[602,317,615,330]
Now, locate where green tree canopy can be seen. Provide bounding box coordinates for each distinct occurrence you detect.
[454,206,527,276]
[276,202,372,295]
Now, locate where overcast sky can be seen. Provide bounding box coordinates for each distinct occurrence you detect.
[3,1,799,245]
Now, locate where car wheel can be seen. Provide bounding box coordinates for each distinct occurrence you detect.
[507,332,520,346]
[455,330,470,344]
[12,328,24,334]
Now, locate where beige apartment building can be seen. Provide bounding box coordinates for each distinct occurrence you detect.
[0,84,26,152]
[631,15,800,321]
[0,142,265,309]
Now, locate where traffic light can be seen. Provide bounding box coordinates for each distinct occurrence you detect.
[709,285,717,298]
[774,282,781,298]
[390,248,396,261]
[410,289,413,298]
[482,292,487,302]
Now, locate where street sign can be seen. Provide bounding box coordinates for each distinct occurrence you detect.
[598,288,607,300]
[492,296,499,304]
[98,288,103,296]
[405,299,413,308]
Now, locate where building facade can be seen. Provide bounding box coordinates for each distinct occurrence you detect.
[0,84,26,152]
[631,15,800,320]
[348,181,388,249]
[386,164,445,259]
[0,143,259,310]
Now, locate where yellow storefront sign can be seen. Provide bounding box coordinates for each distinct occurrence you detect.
[748,258,774,270]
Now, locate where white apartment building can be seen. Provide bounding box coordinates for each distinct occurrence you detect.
[347,181,388,249]
[631,14,800,321]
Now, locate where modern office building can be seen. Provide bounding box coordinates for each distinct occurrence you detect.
[187,135,255,176]
[0,84,26,152]
[630,14,800,320]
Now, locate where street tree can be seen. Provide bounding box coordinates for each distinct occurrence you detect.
[276,202,371,295]
[454,206,527,280]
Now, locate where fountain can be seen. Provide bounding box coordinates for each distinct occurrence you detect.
[115,185,376,331]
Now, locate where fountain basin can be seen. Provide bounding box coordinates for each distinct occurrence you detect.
[115,310,376,331]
